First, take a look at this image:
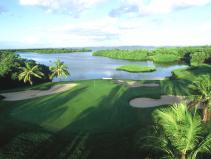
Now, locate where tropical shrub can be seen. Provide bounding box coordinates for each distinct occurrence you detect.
[188,75,211,122]
[139,103,211,159]
[152,54,180,63]
[0,51,19,77]
[190,51,209,66]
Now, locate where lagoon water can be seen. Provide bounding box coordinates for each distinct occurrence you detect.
[18,51,187,81]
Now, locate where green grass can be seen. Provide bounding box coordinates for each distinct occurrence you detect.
[172,64,211,81]
[117,65,156,73]
[0,79,195,159]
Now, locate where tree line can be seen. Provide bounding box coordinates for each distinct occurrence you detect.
[1,48,92,54]
[0,51,69,90]
[93,46,211,65]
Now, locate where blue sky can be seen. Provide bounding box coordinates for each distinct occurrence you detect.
[0,0,211,49]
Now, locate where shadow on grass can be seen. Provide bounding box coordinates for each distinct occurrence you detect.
[8,86,88,128]
[30,85,158,159]
[160,79,192,96]
[189,65,211,76]
[0,81,162,159]
[0,112,54,159]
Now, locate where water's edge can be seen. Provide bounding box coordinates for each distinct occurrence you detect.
[18,52,187,81]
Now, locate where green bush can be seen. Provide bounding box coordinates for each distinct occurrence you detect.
[152,54,180,63]
[190,51,209,66]
[93,49,149,61]
[0,51,19,77]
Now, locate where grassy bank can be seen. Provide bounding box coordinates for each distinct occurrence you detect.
[117,65,156,73]
[0,79,195,159]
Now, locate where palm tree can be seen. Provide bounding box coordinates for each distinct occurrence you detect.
[18,62,44,85]
[49,59,70,80]
[140,103,211,159]
[188,75,211,122]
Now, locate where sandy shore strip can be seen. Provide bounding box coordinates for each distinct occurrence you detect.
[0,83,77,101]
[130,95,184,108]
[114,80,159,88]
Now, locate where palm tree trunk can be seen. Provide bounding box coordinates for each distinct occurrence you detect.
[202,100,210,122]
[181,152,186,159]
[202,106,209,122]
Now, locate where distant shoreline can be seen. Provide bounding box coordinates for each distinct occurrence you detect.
[0,48,92,54]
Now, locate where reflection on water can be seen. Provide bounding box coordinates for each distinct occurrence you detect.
[18,52,187,81]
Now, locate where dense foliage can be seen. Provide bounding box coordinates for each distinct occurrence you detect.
[141,104,211,159]
[116,65,156,72]
[188,75,211,122]
[93,49,149,61]
[1,48,92,54]
[0,52,18,77]
[93,46,211,65]
[0,51,51,90]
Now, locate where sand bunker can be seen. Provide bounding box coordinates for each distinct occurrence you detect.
[126,81,159,88]
[115,80,159,88]
[0,83,77,101]
[130,95,184,108]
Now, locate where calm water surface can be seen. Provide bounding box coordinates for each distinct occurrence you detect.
[18,52,187,81]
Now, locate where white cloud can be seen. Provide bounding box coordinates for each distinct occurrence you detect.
[19,0,104,16]
[110,0,211,17]
[12,16,211,48]
[12,17,120,47]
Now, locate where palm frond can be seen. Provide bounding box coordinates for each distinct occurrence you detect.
[191,134,211,159]
[150,103,208,158]
[50,59,70,79]
[18,62,44,85]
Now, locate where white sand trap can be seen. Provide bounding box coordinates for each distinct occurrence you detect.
[115,80,124,84]
[130,95,184,108]
[126,81,159,88]
[0,83,77,101]
[114,80,159,88]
